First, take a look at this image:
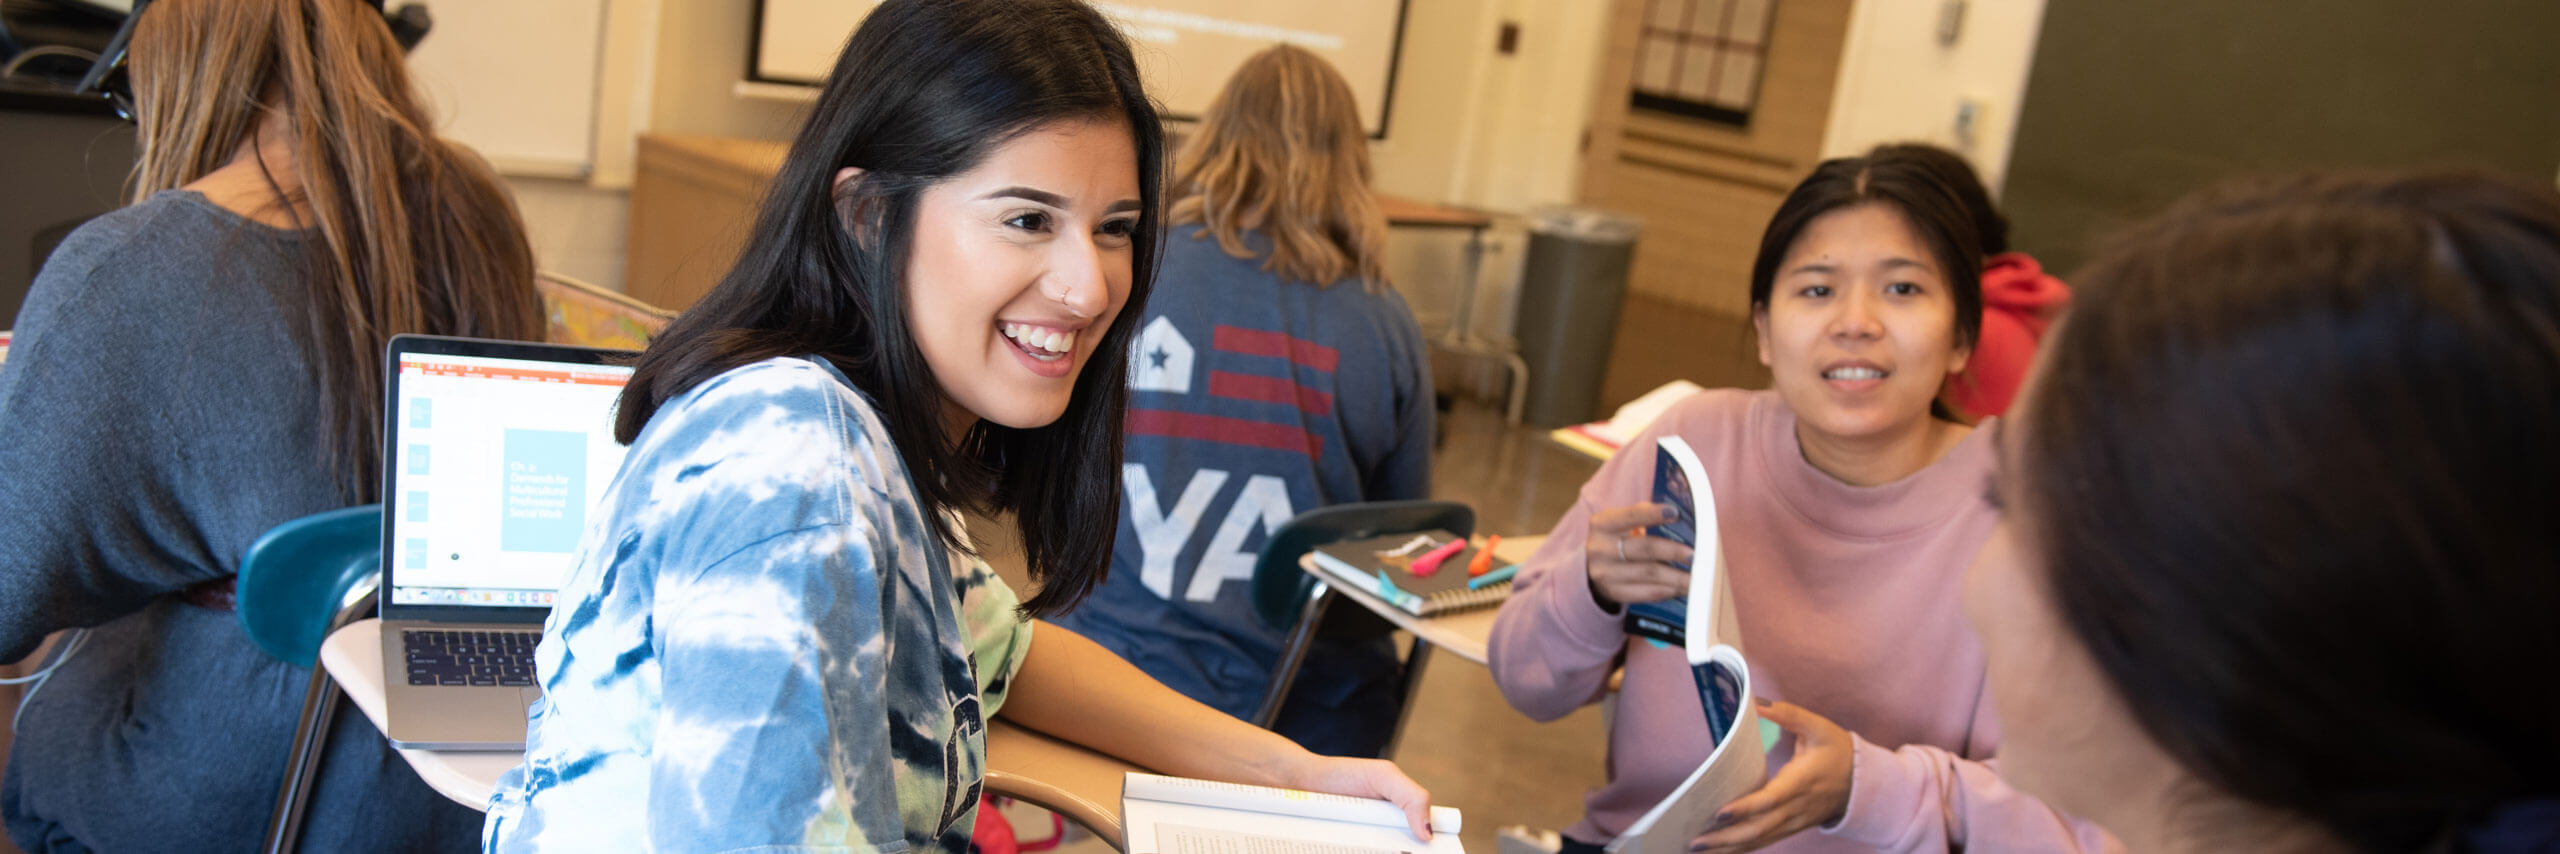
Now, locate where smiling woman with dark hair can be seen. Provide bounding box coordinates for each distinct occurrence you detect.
[479,1,1437,850]
[1968,171,2560,854]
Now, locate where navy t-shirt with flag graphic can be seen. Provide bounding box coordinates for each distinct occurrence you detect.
[1053,228,1434,756]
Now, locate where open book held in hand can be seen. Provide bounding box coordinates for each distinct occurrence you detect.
[1122,772,1466,853]
[1306,531,1515,617]
[1607,437,1771,854]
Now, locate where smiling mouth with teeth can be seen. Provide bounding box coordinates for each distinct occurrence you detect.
[1001,322,1074,362]
[1823,366,1887,380]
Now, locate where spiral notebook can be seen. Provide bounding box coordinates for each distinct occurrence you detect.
[1306,531,1514,617]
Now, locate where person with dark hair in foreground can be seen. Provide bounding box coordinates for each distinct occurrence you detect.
[1968,171,2560,853]
[481,1,1433,850]
[1489,146,2114,852]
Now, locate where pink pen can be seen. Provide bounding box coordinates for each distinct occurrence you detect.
[1407,538,1468,577]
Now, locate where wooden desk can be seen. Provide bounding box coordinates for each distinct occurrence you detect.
[318,619,1140,849]
[1376,194,1495,231]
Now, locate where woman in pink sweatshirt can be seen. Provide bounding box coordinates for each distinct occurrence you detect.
[1488,148,2115,853]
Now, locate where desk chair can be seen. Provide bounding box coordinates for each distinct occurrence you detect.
[236,505,384,854]
[1246,500,1472,757]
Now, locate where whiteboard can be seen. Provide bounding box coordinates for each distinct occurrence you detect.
[749,0,1409,136]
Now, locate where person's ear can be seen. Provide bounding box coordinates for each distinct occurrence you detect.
[1753,306,1773,368]
[832,167,873,243]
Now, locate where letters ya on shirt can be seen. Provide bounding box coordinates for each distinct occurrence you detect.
[1121,314,1348,605]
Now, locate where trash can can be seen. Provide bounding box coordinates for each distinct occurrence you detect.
[1512,207,1642,427]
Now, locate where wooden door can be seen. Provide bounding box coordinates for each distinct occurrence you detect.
[1577,0,1854,409]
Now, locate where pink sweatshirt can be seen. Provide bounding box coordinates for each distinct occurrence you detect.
[1487,389,2118,852]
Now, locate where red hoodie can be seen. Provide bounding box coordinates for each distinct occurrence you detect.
[1946,251,2070,420]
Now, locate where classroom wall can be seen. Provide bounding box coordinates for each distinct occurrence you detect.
[646,0,811,145]
[406,0,607,178]
[579,0,1602,209]
[1816,0,2048,192]
[550,0,1610,346]
[2002,0,2560,274]
[1366,0,1610,212]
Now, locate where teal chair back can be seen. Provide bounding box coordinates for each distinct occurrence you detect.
[1246,500,1476,632]
[237,505,383,668]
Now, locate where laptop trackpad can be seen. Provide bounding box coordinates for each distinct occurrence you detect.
[518,685,543,718]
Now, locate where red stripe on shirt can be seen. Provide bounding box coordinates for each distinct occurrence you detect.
[1208,370,1334,416]
[1127,410,1322,457]
[1211,325,1339,373]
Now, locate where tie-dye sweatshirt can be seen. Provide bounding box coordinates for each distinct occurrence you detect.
[482,356,1035,853]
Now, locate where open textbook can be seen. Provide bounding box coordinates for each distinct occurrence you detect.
[1122,772,1466,854]
[1606,437,1771,854]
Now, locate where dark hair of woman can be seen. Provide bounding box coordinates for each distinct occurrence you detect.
[1871,142,2010,256]
[1748,147,1987,420]
[2022,171,2560,852]
[612,0,1164,616]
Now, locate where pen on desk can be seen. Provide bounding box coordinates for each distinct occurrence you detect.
[1467,564,1519,589]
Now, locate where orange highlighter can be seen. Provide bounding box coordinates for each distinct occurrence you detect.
[1467,534,1503,576]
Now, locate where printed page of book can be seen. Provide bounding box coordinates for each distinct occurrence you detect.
[1605,647,1768,854]
[1123,774,1466,854]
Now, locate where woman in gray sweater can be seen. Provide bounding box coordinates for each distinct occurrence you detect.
[0,0,541,849]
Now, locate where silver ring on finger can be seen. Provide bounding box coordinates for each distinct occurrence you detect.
[1617,535,1629,562]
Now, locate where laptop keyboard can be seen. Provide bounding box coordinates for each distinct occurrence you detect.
[403,629,539,687]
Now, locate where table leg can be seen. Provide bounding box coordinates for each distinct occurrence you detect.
[1381,637,1437,760]
[1252,581,1336,729]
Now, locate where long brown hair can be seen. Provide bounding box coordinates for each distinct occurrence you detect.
[129,0,542,502]
[2024,172,2560,851]
[1169,44,1387,289]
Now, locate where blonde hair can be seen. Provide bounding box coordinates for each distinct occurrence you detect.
[1170,44,1388,289]
[130,0,541,501]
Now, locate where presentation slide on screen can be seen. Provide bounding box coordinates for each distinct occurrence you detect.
[754,0,1404,134]
[388,354,633,606]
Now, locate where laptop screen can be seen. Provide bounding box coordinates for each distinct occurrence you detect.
[382,344,633,614]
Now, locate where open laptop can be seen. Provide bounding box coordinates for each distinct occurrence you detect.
[376,334,637,750]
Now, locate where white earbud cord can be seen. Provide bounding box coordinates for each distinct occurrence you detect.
[6,628,92,733]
